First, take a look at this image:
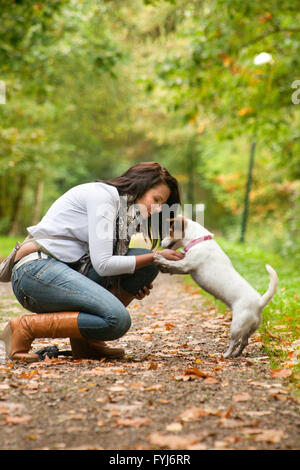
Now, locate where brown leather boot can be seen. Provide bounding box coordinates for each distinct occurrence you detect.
[0,312,81,362]
[70,338,125,359]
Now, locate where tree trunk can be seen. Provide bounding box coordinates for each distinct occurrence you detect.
[32,176,44,225]
[8,174,27,236]
[240,135,257,243]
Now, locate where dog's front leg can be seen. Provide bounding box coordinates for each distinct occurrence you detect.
[153,253,190,274]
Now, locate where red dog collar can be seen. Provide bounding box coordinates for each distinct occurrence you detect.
[183,235,213,253]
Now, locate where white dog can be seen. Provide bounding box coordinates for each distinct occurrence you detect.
[153,216,278,358]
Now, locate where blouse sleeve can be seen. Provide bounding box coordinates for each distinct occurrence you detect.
[86,187,136,277]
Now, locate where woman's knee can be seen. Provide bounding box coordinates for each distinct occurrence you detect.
[109,305,132,339]
[78,303,131,341]
[121,248,159,294]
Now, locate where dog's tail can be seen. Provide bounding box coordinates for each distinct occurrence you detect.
[260,264,278,309]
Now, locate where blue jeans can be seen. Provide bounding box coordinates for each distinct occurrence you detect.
[11,248,158,341]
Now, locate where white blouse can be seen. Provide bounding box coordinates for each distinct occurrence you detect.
[27,182,136,277]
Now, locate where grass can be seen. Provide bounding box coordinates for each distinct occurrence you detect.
[0,236,21,259]
[183,237,300,391]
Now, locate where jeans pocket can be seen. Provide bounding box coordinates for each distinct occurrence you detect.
[18,289,44,313]
[11,267,26,299]
[34,258,56,280]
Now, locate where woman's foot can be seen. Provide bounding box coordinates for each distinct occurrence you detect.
[70,337,125,359]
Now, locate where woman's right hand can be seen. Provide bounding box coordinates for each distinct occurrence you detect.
[159,249,185,261]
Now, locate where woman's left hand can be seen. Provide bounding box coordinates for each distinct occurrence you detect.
[135,283,153,300]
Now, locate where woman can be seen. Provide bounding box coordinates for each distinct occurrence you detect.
[1,162,184,362]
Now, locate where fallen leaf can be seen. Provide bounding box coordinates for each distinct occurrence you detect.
[204,377,219,384]
[184,367,215,380]
[233,393,252,402]
[242,411,271,417]
[166,422,183,432]
[242,428,285,444]
[107,385,125,392]
[270,368,293,378]
[4,415,31,425]
[21,380,39,390]
[217,418,244,428]
[179,407,219,422]
[144,384,163,391]
[115,417,151,428]
[129,382,145,390]
[0,402,26,415]
[0,384,10,391]
[148,432,204,450]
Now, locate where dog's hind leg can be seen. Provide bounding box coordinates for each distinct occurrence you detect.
[232,336,249,357]
[223,339,240,358]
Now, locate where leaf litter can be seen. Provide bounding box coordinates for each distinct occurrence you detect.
[0,273,299,450]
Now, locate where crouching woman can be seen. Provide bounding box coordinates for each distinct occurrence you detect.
[1,162,184,361]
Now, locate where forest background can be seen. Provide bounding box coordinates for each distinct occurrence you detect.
[0,0,299,260]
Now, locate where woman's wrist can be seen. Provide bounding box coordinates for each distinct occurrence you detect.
[135,252,155,270]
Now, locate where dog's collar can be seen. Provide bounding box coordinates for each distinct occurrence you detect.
[183,235,213,253]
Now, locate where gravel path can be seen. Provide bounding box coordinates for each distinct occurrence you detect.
[0,274,299,450]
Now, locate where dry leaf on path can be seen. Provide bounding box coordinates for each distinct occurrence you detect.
[166,422,183,432]
[184,367,215,380]
[0,402,26,415]
[4,415,31,425]
[233,392,252,402]
[179,407,219,422]
[270,369,293,378]
[148,431,206,450]
[115,417,151,428]
[242,428,285,444]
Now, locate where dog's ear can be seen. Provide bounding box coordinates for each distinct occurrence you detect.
[172,215,185,239]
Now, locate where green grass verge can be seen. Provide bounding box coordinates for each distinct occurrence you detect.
[0,236,21,258]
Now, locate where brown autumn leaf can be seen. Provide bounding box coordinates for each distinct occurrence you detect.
[204,377,219,384]
[129,382,145,390]
[242,428,285,444]
[166,422,183,432]
[115,417,151,428]
[254,429,284,444]
[107,385,126,392]
[0,402,26,415]
[233,392,252,402]
[217,418,245,428]
[270,368,293,378]
[0,384,10,391]
[21,380,39,390]
[148,431,205,450]
[184,367,215,380]
[179,407,218,422]
[144,384,164,391]
[4,415,31,425]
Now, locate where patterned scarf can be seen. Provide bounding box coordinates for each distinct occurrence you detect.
[101,194,142,292]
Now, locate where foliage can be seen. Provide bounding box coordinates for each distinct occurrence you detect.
[0,0,299,259]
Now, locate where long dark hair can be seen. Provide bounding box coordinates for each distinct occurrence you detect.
[96,161,181,248]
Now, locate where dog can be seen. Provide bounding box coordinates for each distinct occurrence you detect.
[153,216,278,358]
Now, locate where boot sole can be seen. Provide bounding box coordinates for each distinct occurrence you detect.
[0,322,39,363]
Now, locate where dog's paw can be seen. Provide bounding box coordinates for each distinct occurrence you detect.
[153,253,172,273]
